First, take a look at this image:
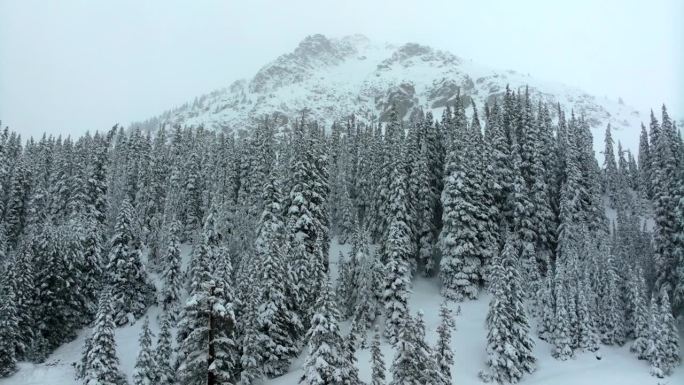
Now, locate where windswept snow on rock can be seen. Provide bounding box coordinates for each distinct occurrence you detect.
[130,34,670,157]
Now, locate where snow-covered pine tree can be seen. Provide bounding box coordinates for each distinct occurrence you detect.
[4,156,31,249]
[508,141,540,304]
[84,290,126,385]
[160,219,183,321]
[187,209,219,294]
[482,235,536,382]
[470,102,499,288]
[629,267,650,359]
[537,261,555,342]
[0,275,18,377]
[240,173,300,381]
[154,312,174,385]
[674,189,684,315]
[576,267,599,353]
[132,317,155,385]
[484,100,512,233]
[433,301,455,382]
[370,329,385,385]
[79,215,104,319]
[530,101,556,263]
[340,321,362,385]
[352,238,384,335]
[299,279,348,385]
[76,335,92,381]
[32,222,89,352]
[438,116,482,300]
[336,250,356,318]
[182,138,204,238]
[3,246,36,362]
[415,138,438,275]
[107,199,155,325]
[603,124,619,204]
[287,120,330,328]
[651,106,681,301]
[649,290,680,378]
[552,262,573,360]
[383,216,412,345]
[390,311,446,385]
[338,184,356,244]
[638,123,652,199]
[176,279,238,385]
[598,252,626,346]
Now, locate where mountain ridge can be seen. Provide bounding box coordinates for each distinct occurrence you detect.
[130,33,669,154]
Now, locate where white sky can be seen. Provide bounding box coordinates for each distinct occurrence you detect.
[1,0,682,139]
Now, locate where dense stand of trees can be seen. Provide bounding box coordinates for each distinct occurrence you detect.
[0,87,682,384]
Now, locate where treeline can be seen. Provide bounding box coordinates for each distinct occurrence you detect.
[0,85,682,384]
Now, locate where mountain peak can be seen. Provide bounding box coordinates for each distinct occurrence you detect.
[294,34,335,58]
[143,34,647,156]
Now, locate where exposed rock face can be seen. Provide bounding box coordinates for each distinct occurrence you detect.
[133,34,654,154]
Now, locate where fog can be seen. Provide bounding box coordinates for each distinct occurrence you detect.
[0,0,681,138]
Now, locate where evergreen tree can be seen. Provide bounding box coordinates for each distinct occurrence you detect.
[287,121,329,328]
[439,128,482,300]
[107,199,155,325]
[252,175,300,378]
[299,279,348,385]
[154,313,174,385]
[576,267,599,353]
[383,218,412,345]
[340,322,362,385]
[390,312,446,385]
[160,220,183,321]
[32,223,89,352]
[603,124,619,204]
[649,291,680,378]
[537,262,555,342]
[598,252,625,346]
[433,301,455,382]
[84,290,126,385]
[352,242,384,335]
[415,138,437,275]
[132,317,155,385]
[629,267,650,360]
[651,106,681,300]
[638,124,652,199]
[336,250,357,319]
[176,279,238,385]
[482,236,536,382]
[552,263,573,360]
[0,277,18,377]
[370,329,386,385]
[4,247,37,361]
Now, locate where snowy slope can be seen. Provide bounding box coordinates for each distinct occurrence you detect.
[1,240,682,385]
[130,34,675,156]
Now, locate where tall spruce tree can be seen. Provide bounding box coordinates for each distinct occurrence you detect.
[370,329,386,385]
[299,279,348,385]
[154,313,174,385]
[433,301,455,382]
[132,317,156,385]
[83,290,126,385]
[0,276,18,377]
[107,199,155,325]
[482,236,536,382]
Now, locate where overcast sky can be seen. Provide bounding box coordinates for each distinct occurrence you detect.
[1,0,682,139]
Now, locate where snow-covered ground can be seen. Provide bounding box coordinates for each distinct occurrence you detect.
[1,240,681,385]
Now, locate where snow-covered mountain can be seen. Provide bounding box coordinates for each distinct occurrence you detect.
[133,33,659,154]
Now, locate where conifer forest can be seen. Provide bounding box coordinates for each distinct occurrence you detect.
[1,1,683,382]
[0,88,682,384]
